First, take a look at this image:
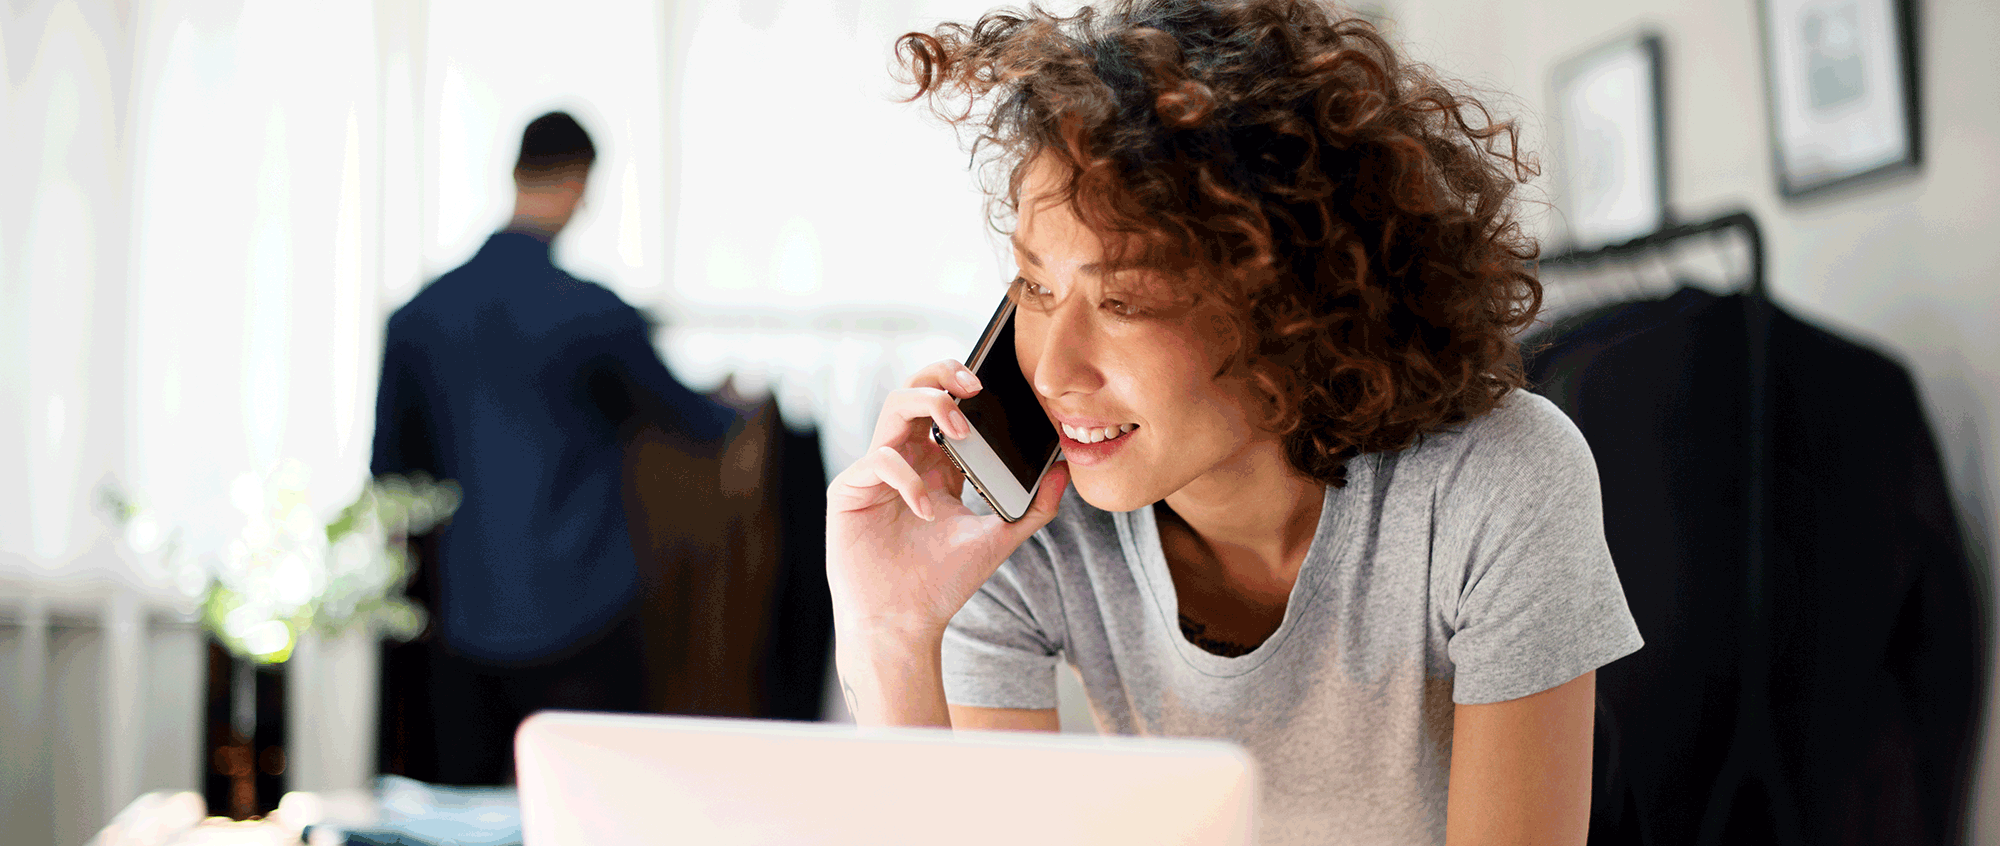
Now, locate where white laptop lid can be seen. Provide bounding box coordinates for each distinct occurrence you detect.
[516,711,1256,846]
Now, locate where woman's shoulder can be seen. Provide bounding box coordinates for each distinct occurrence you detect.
[1422,388,1586,454]
[1403,389,1597,494]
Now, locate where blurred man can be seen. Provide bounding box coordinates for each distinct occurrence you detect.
[370,111,733,784]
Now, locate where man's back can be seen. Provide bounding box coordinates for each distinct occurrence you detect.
[372,230,731,663]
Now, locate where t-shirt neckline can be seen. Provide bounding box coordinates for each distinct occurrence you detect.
[1117,456,1369,677]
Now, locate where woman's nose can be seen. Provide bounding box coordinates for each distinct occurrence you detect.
[1025,302,1103,399]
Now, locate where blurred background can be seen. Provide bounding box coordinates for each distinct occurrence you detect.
[1,0,1995,844]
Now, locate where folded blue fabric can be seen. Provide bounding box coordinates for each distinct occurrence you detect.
[309,775,522,846]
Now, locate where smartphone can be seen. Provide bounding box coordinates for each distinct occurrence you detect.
[931,297,1062,522]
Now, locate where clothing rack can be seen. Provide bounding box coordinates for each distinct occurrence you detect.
[1540,212,1799,846]
[1540,211,1766,296]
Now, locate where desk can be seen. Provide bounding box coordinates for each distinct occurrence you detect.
[95,789,375,846]
[97,779,520,846]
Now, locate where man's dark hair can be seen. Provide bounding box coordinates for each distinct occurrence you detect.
[515,111,596,183]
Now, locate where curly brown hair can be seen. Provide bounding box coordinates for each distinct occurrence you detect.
[898,0,1543,488]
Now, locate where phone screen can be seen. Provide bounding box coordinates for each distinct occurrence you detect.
[960,302,1061,493]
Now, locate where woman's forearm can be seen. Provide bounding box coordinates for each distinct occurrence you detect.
[835,623,952,728]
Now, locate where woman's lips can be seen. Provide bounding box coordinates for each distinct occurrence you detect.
[1059,421,1137,444]
[1056,423,1138,466]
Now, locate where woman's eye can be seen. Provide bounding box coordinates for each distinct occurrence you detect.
[1014,277,1052,298]
[1101,298,1140,318]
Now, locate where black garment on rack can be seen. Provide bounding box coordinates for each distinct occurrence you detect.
[622,390,833,722]
[1526,288,1982,846]
[761,424,834,721]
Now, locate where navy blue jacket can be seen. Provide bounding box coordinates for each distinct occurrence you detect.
[371,231,733,662]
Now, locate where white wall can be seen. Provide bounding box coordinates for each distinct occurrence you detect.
[1389,0,2000,838]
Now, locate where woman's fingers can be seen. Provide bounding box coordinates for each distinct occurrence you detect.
[829,445,904,510]
[833,359,1003,522]
[1001,459,1070,542]
[846,444,934,522]
[870,386,973,449]
[907,359,983,396]
[860,359,987,455]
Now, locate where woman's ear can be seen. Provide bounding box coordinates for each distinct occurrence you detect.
[1250,365,1294,431]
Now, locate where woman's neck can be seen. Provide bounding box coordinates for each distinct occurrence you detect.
[1160,436,1324,587]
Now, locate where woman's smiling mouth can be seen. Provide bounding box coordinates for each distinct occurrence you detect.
[1059,422,1137,443]
[1054,420,1141,466]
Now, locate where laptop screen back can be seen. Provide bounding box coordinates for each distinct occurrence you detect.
[516,711,1256,846]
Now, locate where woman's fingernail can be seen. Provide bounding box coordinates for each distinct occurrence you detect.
[959,371,980,391]
[951,410,970,438]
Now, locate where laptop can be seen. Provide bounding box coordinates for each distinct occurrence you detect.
[515,711,1257,845]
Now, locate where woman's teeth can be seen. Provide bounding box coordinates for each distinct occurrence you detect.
[1061,422,1137,444]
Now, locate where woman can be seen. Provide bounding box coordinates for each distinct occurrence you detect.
[826,1,1642,843]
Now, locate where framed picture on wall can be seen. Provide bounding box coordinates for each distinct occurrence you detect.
[1551,32,1668,250]
[1759,0,1921,198]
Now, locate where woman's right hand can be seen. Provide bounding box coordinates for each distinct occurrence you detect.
[825,359,1069,643]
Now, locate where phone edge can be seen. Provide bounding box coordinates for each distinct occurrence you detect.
[933,424,1037,522]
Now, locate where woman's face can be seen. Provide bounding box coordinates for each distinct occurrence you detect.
[1010,160,1275,513]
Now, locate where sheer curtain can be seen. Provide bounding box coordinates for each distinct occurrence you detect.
[4,2,402,838]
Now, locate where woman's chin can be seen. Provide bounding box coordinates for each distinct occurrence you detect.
[1067,469,1160,514]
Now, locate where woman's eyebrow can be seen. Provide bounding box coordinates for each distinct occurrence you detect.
[1011,235,1119,276]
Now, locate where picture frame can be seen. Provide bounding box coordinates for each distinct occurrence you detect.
[1551,32,1668,251]
[1758,0,1921,199]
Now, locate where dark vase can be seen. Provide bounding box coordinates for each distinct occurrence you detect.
[202,639,287,819]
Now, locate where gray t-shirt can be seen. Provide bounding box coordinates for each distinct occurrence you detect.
[941,389,1644,846]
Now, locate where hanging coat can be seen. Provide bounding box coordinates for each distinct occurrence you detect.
[1526,287,1983,846]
